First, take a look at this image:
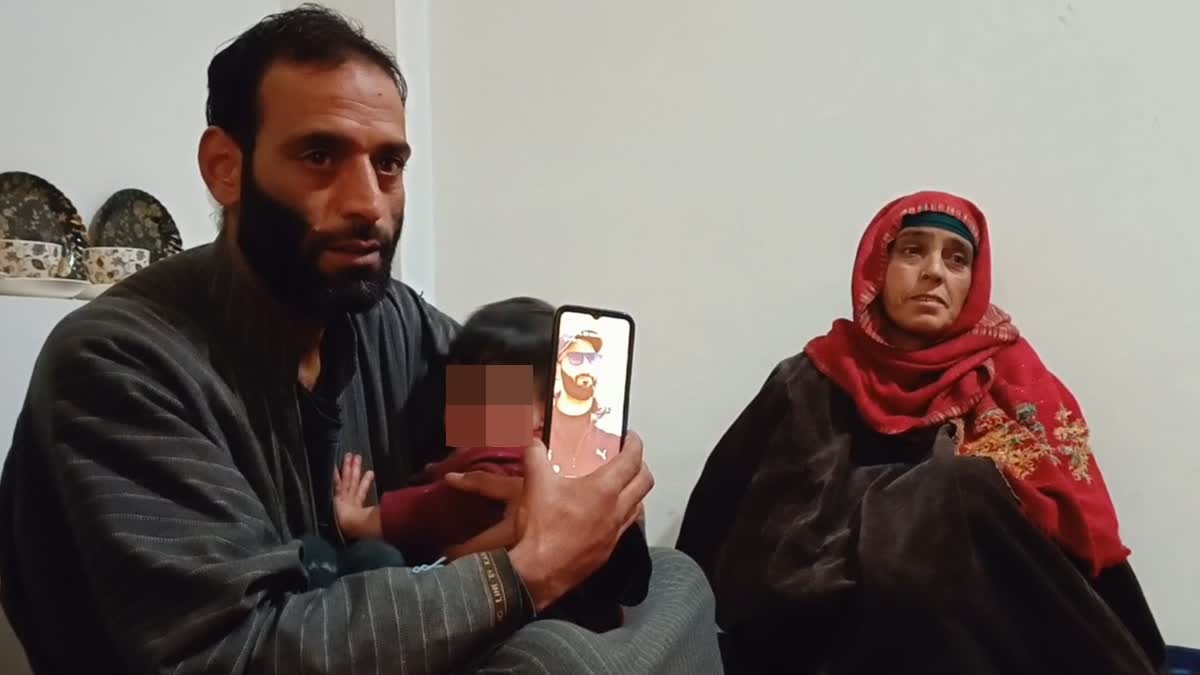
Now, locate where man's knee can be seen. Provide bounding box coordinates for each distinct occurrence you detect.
[646,546,715,610]
[477,619,611,674]
[474,549,721,674]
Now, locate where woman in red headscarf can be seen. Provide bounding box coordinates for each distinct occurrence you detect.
[676,191,1164,674]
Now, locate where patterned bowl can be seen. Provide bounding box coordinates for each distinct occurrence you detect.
[83,246,151,284]
[0,239,63,279]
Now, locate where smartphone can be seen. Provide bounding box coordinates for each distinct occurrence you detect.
[541,305,635,478]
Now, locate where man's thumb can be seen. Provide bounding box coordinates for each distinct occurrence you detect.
[523,439,553,483]
[444,471,521,500]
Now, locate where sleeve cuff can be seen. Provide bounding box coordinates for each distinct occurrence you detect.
[474,548,536,626]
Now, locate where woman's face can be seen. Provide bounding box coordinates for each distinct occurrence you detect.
[880,226,974,348]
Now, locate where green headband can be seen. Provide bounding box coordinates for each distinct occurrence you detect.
[900,212,976,250]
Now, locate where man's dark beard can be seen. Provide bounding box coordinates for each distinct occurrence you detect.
[236,173,400,319]
[560,364,596,403]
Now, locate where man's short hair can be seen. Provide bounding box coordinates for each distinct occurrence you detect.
[205,3,408,152]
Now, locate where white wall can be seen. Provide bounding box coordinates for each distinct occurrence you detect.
[3,0,1197,666]
[1,0,437,301]
[0,2,285,671]
[429,0,1200,646]
[0,0,436,453]
[2,0,285,440]
[2,0,282,259]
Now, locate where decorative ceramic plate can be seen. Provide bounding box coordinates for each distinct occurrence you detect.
[89,188,184,263]
[0,277,88,299]
[0,171,89,279]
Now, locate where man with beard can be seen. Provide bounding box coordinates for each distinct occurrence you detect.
[0,6,720,674]
[548,331,623,477]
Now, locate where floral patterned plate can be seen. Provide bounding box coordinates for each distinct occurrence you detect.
[89,188,184,263]
[0,171,90,279]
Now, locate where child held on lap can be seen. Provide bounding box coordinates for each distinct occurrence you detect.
[333,297,649,630]
[333,297,548,563]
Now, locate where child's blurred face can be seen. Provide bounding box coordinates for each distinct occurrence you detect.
[445,364,546,449]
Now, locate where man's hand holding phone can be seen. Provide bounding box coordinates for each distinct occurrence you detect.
[445,432,653,612]
[509,430,652,611]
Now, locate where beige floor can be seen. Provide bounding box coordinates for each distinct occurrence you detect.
[0,611,32,675]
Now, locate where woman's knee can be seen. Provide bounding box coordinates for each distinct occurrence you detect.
[920,455,1013,506]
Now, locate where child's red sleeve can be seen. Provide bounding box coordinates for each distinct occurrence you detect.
[377,447,524,560]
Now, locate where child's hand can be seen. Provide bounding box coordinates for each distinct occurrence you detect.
[333,454,381,540]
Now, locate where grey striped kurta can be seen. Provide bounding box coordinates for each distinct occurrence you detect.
[0,236,722,674]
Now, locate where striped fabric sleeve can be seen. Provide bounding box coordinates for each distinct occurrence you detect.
[36,319,532,674]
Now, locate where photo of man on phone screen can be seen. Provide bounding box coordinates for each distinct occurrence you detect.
[548,329,623,477]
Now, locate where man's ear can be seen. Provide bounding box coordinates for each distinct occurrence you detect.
[198,126,243,209]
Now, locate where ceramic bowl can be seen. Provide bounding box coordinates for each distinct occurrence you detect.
[83,246,151,284]
[0,239,63,279]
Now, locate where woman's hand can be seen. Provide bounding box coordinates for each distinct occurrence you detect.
[332,453,381,540]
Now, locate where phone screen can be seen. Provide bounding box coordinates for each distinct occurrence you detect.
[543,307,634,478]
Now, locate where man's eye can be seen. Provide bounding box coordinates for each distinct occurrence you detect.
[376,157,406,176]
[303,150,333,167]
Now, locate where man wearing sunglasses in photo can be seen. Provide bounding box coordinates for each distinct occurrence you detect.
[548,330,624,478]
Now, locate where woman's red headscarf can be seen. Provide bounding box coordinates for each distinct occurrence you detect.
[805,190,1128,575]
